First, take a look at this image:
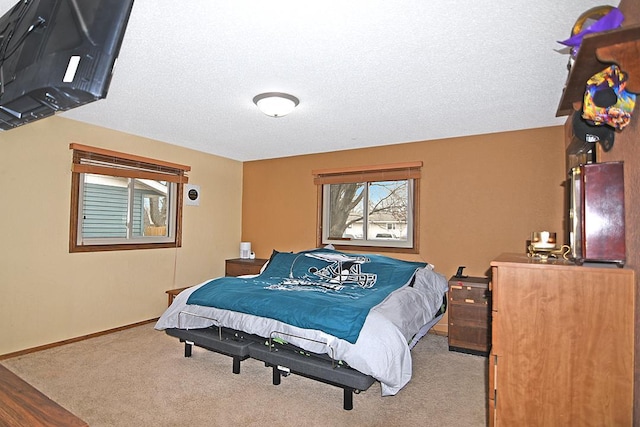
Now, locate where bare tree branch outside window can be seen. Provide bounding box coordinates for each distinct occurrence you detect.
[327,180,409,241]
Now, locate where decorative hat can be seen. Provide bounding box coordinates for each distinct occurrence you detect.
[558,7,624,59]
[573,112,615,152]
[582,65,636,130]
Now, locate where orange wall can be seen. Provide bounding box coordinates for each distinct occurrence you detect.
[242,126,567,281]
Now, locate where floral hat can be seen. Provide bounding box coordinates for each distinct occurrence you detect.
[582,65,636,130]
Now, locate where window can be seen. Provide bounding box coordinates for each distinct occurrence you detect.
[313,162,421,252]
[69,143,190,252]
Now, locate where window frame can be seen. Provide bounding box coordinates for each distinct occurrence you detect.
[69,143,190,252]
[313,162,421,254]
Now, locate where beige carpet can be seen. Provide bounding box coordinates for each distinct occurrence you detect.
[1,324,487,426]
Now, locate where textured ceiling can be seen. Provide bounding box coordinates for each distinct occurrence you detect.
[1,0,619,161]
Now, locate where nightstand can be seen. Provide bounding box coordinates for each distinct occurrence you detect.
[165,286,189,307]
[225,258,268,277]
[448,275,491,356]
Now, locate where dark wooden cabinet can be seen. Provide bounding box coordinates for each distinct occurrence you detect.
[225,258,268,277]
[569,161,625,265]
[447,276,490,356]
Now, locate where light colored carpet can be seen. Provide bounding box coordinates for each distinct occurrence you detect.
[1,324,487,426]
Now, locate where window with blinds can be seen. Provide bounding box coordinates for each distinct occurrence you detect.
[69,143,190,252]
[312,161,421,252]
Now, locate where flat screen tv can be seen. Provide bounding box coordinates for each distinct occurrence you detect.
[0,0,134,130]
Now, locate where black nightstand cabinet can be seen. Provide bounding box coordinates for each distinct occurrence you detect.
[448,276,491,356]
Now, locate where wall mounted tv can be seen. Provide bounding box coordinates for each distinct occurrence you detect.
[0,0,134,130]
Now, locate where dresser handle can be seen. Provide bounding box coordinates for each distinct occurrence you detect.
[465,298,475,303]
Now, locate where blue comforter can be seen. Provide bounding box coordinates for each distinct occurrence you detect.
[187,249,426,343]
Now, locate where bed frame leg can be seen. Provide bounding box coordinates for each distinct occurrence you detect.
[184,340,193,358]
[272,367,281,385]
[343,388,354,410]
[232,356,241,374]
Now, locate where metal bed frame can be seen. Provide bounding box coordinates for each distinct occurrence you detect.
[165,324,375,410]
[165,298,446,410]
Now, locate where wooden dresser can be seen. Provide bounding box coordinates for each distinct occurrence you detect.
[489,253,635,426]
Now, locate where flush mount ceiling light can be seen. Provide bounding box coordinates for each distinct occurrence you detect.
[253,92,299,117]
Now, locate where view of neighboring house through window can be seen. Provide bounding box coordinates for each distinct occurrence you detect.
[313,162,421,252]
[69,143,190,252]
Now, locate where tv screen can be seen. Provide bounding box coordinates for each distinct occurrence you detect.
[0,0,134,130]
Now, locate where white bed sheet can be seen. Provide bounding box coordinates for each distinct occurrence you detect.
[155,267,448,396]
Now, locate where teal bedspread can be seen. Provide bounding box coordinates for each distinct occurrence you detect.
[187,249,426,344]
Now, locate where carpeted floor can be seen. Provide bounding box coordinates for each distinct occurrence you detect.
[1,324,487,426]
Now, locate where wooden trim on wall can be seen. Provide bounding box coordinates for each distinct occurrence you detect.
[316,185,323,246]
[69,143,191,172]
[314,163,421,254]
[68,171,80,253]
[312,161,423,185]
[312,161,422,176]
[68,143,186,253]
[0,319,158,360]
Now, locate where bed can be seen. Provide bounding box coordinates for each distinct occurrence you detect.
[155,248,448,409]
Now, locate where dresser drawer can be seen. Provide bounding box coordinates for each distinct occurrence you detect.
[449,284,490,305]
[449,303,490,328]
[448,324,490,353]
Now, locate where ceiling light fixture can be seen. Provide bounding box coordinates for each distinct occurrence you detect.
[253,92,299,117]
